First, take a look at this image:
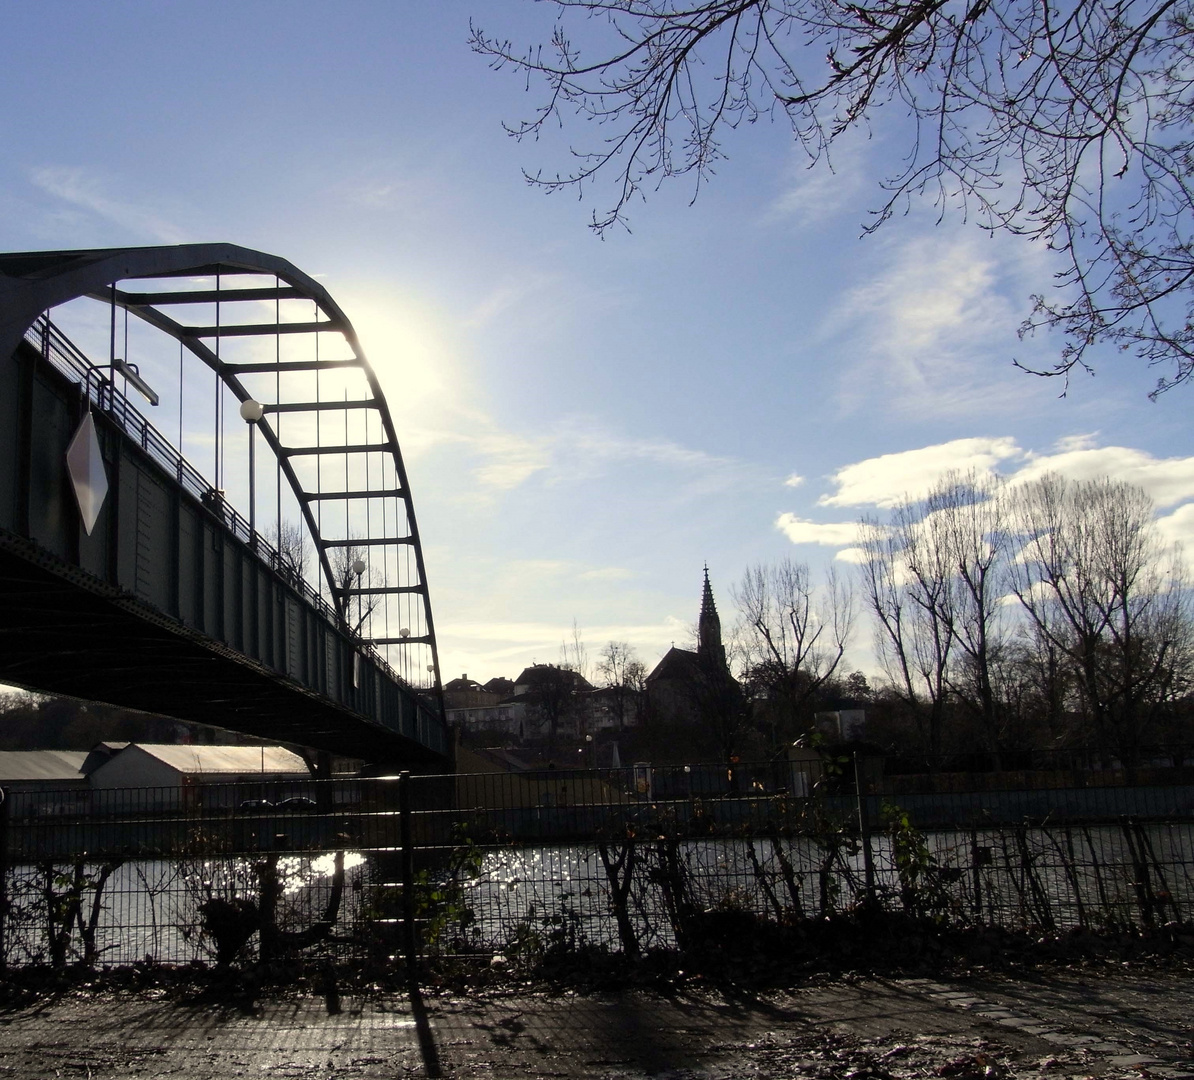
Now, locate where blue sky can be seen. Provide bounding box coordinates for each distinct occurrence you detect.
[4,2,1193,684]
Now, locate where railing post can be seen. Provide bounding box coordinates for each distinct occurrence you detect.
[853,753,876,906]
[399,771,418,984]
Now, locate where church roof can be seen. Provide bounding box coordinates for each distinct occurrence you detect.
[646,646,701,684]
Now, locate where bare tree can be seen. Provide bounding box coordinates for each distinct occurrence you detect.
[859,472,1024,758]
[995,629,1077,750]
[859,504,954,759]
[522,663,588,744]
[1009,474,1194,762]
[473,1,1194,391]
[929,472,1014,757]
[560,618,591,682]
[331,538,379,636]
[271,519,309,582]
[735,559,855,750]
[597,640,647,729]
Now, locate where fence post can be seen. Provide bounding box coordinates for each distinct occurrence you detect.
[399,771,418,984]
[853,754,876,905]
[969,828,984,921]
[0,787,7,970]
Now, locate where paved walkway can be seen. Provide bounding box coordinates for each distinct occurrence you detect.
[0,969,1190,1078]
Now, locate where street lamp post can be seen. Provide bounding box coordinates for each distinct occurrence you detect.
[239,398,264,542]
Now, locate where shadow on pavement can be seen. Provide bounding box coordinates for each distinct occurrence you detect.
[409,981,443,1077]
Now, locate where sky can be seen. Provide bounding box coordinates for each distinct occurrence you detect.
[3,2,1193,686]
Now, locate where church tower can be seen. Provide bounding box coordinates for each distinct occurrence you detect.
[697,565,727,670]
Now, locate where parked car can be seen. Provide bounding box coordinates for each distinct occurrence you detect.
[278,796,317,812]
[237,798,274,812]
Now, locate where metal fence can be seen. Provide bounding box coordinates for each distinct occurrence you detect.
[2,759,1193,971]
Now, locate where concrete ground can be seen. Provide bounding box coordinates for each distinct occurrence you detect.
[0,967,1190,1079]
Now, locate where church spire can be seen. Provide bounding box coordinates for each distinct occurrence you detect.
[698,565,726,668]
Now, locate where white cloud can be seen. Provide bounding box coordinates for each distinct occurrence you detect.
[437,614,693,678]
[350,180,423,209]
[1053,433,1100,453]
[776,513,860,546]
[766,134,868,228]
[470,429,551,490]
[824,230,1056,416]
[410,403,756,504]
[787,436,1194,574]
[444,619,580,645]
[580,566,636,582]
[817,434,1194,512]
[463,273,554,330]
[1156,502,1194,552]
[784,473,805,488]
[819,437,1022,508]
[543,416,759,500]
[1009,444,1194,509]
[29,166,189,244]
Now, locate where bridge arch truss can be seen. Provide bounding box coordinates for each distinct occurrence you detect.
[0,244,442,708]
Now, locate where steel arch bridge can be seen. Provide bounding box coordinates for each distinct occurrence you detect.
[0,244,447,765]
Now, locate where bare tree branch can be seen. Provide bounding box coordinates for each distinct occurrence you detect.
[474,0,1194,390]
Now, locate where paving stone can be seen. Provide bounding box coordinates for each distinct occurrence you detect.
[1042,1033,1097,1046]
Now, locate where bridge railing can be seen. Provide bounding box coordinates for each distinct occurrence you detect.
[25,318,332,613]
[22,315,437,714]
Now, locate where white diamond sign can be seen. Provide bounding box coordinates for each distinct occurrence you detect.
[65,411,108,535]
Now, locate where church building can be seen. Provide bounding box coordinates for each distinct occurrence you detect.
[645,568,739,731]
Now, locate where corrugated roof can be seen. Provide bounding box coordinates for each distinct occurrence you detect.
[0,750,88,782]
[132,744,309,776]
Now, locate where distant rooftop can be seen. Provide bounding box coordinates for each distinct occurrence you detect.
[125,744,308,776]
[0,750,88,783]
